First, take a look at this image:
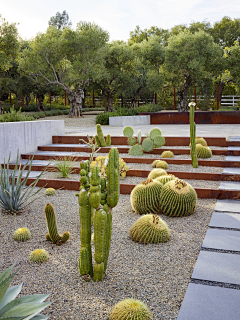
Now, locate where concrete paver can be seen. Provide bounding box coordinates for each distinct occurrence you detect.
[209,212,240,229]
[202,229,240,251]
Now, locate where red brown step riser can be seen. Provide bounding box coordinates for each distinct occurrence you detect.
[38,145,239,156]
[53,136,233,147]
[24,178,240,199]
[9,164,240,182]
[20,154,240,168]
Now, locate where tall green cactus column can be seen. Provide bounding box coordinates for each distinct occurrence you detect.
[189,102,198,168]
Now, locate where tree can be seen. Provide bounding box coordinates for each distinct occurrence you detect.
[164,30,222,111]
[211,16,240,48]
[128,25,169,46]
[0,15,19,101]
[48,10,72,30]
[19,22,109,117]
[96,41,136,111]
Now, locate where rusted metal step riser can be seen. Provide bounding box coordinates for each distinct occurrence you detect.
[24,178,240,199]
[52,136,233,147]
[38,145,239,156]
[20,154,240,168]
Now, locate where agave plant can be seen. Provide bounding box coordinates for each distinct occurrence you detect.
[0,263,51,319]
[0,152,48,214]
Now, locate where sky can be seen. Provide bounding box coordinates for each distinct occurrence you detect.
[1,0,240,41]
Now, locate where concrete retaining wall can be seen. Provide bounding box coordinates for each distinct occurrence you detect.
[109,115,150,126]
[0,120,64,163]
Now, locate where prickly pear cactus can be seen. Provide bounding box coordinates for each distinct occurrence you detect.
[154,135,165,148]
[128,137,137,146]
[130,178,163,214]
[196,144,212,158]
[123,126,134,138]
[149,128,161,140]
[142,138,154,152]
[129,214,170,244]
[45,203,70,245]
[160,179,197,217]
[129,144,143,156]
[109,298,153,320]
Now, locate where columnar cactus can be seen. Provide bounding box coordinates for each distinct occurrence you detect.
[45,203,70,245]
[189,102,198,168]
[78,148,120,282]
[96,124,107,147]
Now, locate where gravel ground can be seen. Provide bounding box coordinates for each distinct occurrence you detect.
[0,189,217,320]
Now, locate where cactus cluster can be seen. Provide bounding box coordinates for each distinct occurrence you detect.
[45,203,70,245]
[129,214,170,244]
[90,155,129,179]
[95,124,111,147]
[123,126,165,156]
[148,168,167,180]
[109,299,153,320]
[152,159,168,169]
[161,150,174,158]
[196,144,212,158]
[78,148,120,282]
[130,176,197,217]
[29,248,49,263]
[130,178,163,214]
[159,179,197,217]
[13,227,31,242]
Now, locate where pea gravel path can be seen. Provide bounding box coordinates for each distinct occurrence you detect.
[0,188,216,320]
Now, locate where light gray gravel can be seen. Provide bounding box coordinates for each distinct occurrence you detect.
[0,189,217,319]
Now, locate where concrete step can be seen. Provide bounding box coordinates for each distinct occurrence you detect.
[226,156,240,162]
[209,212,240,229]
[219,181,240,190]
[215,200,240,213]
[202,229,240,252]
[223,167,240,175]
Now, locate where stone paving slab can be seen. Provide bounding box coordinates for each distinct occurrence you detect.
[46,144,86,147]
[215,200,240,213]
[29,151,75,156]
[202,229,240,251]
[223,167,240,175]
[226,156,240,161]
[9,170,43,178]
[220,181,240,190]
[177,283,240,320]
[10,160,51,166]
[209,212,240,229]
[192,251,240,285]
[229,136,240,141]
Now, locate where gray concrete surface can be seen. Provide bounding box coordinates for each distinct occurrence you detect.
[209,212,240,229]
[109,115,150,126]
[64,124,240,138]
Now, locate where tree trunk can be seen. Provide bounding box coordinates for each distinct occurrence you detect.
[68,87,84,117]
[130,87,142,108]
[177,78,191,112]
[105,94,114,112]
[25,93,31,106]
[37,94,46,111]
[214,81,225,105]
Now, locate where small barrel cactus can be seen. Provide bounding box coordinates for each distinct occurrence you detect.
[156,160,168,169]
[129,144,143,156]
[189,137,208,147]
[129,214,170,244]
[45,188,56,196]
[123,126,134,138]
[142,138,154,152]
[154,174,176,185]
[160,179,197,217]
[128,137,137,146]
[149,128,161,140]
[161,150,174,158]
[109,298,152,320]
[29,249,49,263]
[13,227,31,242]
[148,168,167,180]
[130,178,163,214]
[152,159,161,168]
[196,144,212,158]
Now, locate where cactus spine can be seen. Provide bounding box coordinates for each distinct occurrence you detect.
[190,103,198,168]
[45,204,70,246]
[78,148,119,282]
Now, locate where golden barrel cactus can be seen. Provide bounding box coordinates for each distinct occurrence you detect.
[196,144,212,158]
[160,179,197,217]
